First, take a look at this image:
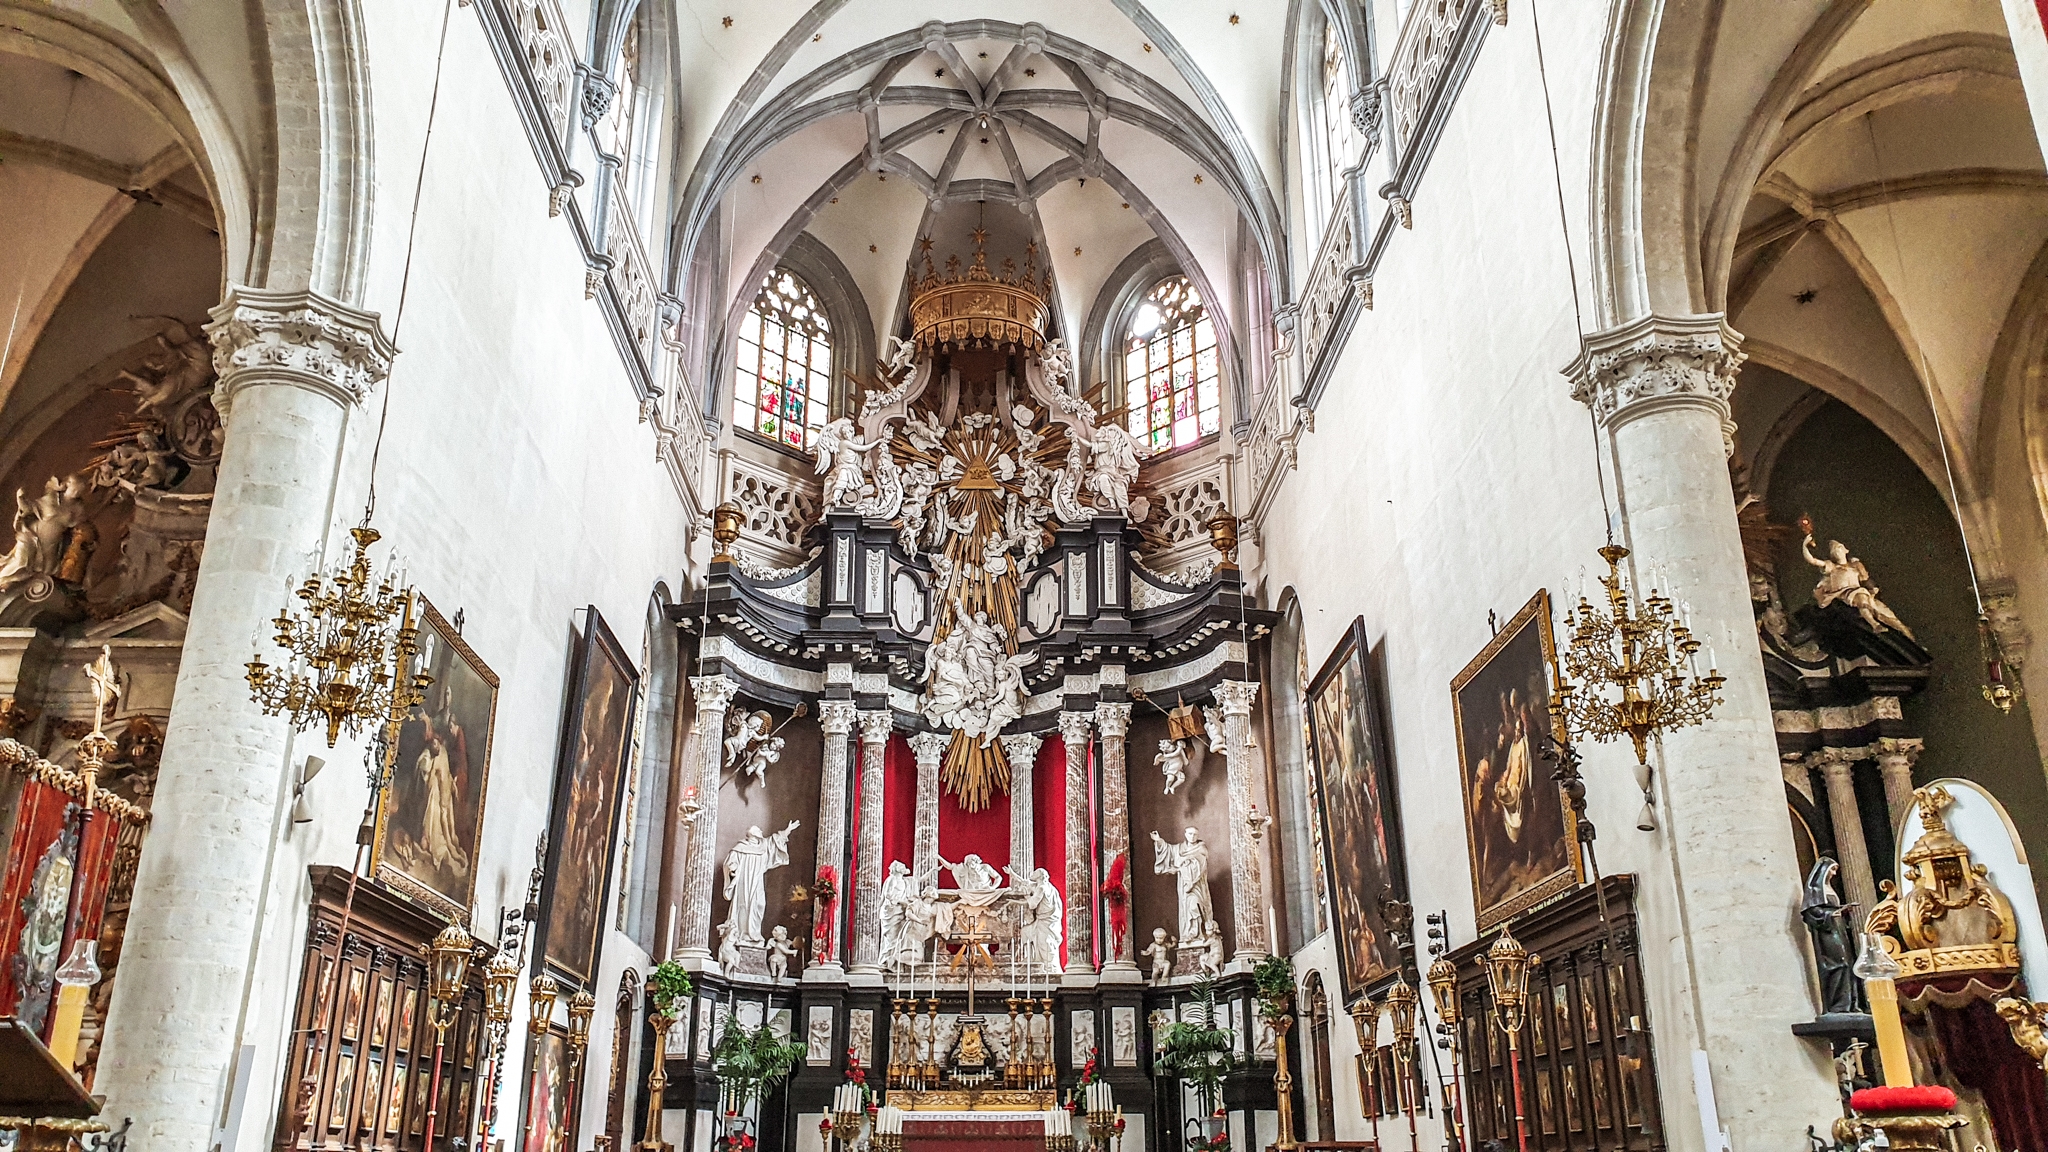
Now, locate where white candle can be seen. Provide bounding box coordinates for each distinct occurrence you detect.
[1267,907,1279,953]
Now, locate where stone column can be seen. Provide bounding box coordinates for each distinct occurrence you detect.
[1874,736,1925,832]
[678,675,740,963]
[909,732,948,886]
[1093,702,1136,971]
[1002,734,1042,872]
[813,701,859,973]
[94,288,396,1148]
[851,711,892,973]
[1058,711,1096,975]
[1809,749,1879,913]
[1216,681,1269,960]
[1568,313,1835,1141]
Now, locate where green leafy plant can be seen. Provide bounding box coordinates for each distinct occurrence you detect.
[649,960,695,1022]
[712,1017,809,1112]
[1154,980,1239,1117]
[1252,954,1294,1022]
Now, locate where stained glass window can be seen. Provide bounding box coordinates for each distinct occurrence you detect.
[1123,276,1220,453]
[734,269,833,450]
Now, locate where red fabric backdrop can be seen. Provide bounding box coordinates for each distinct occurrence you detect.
[883,733,916,878]
[1033,738,1068,967]
[2038,0,2048,34]
[937,745,1010,879]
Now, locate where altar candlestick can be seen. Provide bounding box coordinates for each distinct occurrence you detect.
[1855,934,1912,1087]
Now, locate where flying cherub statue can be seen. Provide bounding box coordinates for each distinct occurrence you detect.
[883,335,918,378]
[1156,738,1190,795]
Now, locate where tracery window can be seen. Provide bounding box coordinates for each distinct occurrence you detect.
[1319,20,1357,214]
[734,269,833,450]
[1123,276,1219,452]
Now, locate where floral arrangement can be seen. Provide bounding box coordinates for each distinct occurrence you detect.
[845,1047,867,1087]
[1078,1047,1103,1086]
[813,866,841,962]
[1102,853,1130,956]
[814,866,839,905]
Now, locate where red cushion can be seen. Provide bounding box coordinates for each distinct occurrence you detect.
[1850,1086,1958,1114]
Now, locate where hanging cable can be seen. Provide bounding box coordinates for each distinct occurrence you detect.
[363,0,458,525]
[1527,0,1614,545]
[1862,112,1986,612]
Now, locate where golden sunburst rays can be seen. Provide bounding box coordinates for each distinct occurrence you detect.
[942,730,1011,812]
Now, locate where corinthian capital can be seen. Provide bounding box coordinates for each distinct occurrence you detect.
[205,286,397,418]
[1093,702,1132,739]
[1216,680,1260,717]
[909,731,949,765]
[1057,711,1094,745]
[1564,314,1745,449]
[819,700,859,734]
[858,710,894,745]
[690,675,741,713]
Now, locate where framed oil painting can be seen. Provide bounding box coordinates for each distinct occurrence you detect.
[1305,616,1409,999]
[522,1025,569,1152]
[372,595,499,923]
[1449,591,1582,930]
[535,608,639,985]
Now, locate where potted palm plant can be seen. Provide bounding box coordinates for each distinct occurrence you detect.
[1154,980,1239,1152]
[712,1015,809,1152]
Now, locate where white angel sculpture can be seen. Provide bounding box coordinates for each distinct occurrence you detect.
[811,417,880,508]
[1156,738,1190,795]
[1040,338,1075,386]
[884,335,918,378]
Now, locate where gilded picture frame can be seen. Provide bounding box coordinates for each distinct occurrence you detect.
[534,607,639,986]
[1449,590,1584,929]
[1304,615,1409,1000]
[370,595,499,923]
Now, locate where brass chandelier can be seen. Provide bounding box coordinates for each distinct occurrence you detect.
[247,523,430,747]
[1550,543,1725,831]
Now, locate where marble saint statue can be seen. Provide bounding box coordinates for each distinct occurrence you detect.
[1802,529,1915,639]
[721,821,800,947]
[1005,864,1064,968]
[1152,827,1216,947]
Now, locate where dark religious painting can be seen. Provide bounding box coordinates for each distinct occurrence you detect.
[1450,591,1582,929]
[536,608,639,985]
[1305,616,1408,998]
[522,1026,569,1152]
[372,595,499,923]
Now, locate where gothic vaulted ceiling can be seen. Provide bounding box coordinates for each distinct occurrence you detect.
[662,0,1296,396]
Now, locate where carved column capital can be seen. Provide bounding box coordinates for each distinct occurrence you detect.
[1093,702,1132,739]
[1057,711,1094,745]
[1000,733,1043,769]
[205,286,397,420]
[857,710,894,745]
[1565,314,1745,453]
[690,675,741,713]
[908,731,949,765]
[1873,737,1924,763]
[819,700,859,735]
[1216,680,1261,717]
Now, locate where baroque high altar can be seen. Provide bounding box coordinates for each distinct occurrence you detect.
[666,237,1279,1138]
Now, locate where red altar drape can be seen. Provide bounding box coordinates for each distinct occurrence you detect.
[1923,992,2048,1147]
[883,733,916,877]
[1033,737,1068,968]
[937,745,1010,877]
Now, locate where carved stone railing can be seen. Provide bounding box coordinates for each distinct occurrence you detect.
[1384,0,1504,197]
[726,448,821,567]
[1245,374,1310,526]
[509,0,577,147]
[607,170,661,362]
[1139,440,1231,576]
[1299,188,1358,386]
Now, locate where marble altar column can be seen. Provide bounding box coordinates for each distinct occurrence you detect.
[813,701,859,972]
[1002,734,1042,872]
[1058,711,1096,975]
[1568,313,1835,1141]
[851,710,892,973]
[679,674,741,963]
[94,288,395,1148]
[1216,681,1269,960]
[1810,749,1879,912]
[1874,736,1924,832]
[909,732,948,886]
[1094,702,1136,971]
